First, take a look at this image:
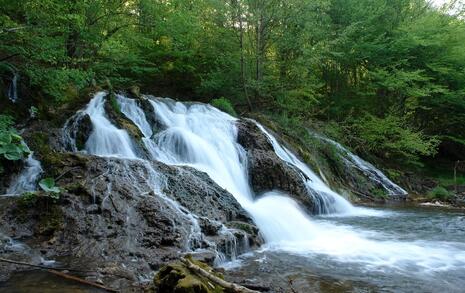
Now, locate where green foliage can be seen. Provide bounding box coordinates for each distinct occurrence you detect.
[0,115,30,163]
[372,188,389,199]
[38,177,61,200]
[109,94,121,114]
[210,97,237,117]
[1,0,464,169]
[428,186,452,201]
[19,191,38,206]
[343,114,440,166]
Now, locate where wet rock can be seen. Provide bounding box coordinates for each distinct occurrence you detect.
[189,251,218,265]
[104,96,144,141]
[0,153,260,286]
[62,112,93,151]
[153,257,224,293]
[198,217,223,236]
[236,119,315,212]
[160,164,252,224]
[128,86,141,99]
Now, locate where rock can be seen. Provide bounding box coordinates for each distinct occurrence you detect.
[128,86,141,99]
[236,119,316,213]
[153,257,224,293]
[104,95,144,141]
[188,251,218,265]
[198,217,223,236]
[0,153,260,286]
[160,164,252,224]
[62,112,93,151]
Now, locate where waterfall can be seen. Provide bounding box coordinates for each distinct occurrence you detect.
[7,72,19,103]
[6,149,42,196]
[68,92,465,272]
[65,92,244,261]
[113,95,379,242]
[315,134,407,195]
[255,123,357,214]
[83,92,137,158]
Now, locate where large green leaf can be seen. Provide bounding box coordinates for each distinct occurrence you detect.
[0,144,23,160]
[0,132,12,144]
[39,178,61,194]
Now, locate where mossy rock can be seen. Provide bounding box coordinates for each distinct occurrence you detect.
[154,257,224,293]
[226,221,258,236]
[104,94,144,140]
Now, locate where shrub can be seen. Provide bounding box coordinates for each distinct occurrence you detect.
[210,97,237,117]
[344,113,440,166]
[428,186,451,201]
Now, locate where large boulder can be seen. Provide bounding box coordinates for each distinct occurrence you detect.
[236,119,315,213]
[0,152,260,288]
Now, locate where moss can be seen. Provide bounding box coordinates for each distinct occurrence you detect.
[154,257,224,293]
[226,221,257,236]
[175,275,209,293]
[109,93,121,114]
[371,188,389,199]
[103,97,143,141]
[37,204,63,236]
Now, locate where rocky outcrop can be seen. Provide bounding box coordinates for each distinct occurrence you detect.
[104,94,144,141]
[236,119,315,212]
[62,112,93,151]
[0,153,260,288]
[154,257,225,293]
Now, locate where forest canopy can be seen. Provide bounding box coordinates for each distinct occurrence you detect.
[1,0,464,167]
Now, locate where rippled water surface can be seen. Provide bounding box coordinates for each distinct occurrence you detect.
[224,205,465,293]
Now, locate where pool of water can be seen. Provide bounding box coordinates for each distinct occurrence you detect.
[0,270,105,293]
[223,205,465,292]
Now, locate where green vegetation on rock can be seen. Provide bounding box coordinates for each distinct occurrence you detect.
[154,256,224,293]
[1,0,465,196]
[210,97,237,117]
[428,186,452,201]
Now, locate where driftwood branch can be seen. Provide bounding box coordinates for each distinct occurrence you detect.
[180,257,259,293]
[47,269,118,293]
[55,167,81,182]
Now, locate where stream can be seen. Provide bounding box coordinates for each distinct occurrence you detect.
[225,205,465,292]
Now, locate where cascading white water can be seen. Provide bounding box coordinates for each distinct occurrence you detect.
[111,93,465,273]
[8,73,19,103]
[65,92,244,261]
[255,122,360,215]
[315,134,407,195]
[6,145,42,196]
[83,92,137,158]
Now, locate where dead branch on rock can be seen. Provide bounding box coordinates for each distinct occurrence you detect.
[47,269,118,293]
[180,257,260,293]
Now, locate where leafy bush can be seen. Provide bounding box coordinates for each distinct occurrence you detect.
[428,186,451,201]
[210,97,237,117]
[0,115,30,164]
[344,113,440,166]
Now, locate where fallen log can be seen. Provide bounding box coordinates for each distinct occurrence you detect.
[47,269,118,293]
[180,257,260,293]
